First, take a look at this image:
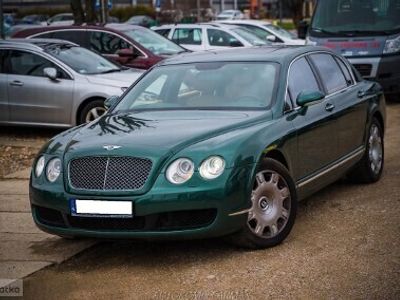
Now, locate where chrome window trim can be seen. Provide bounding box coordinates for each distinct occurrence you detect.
[284,50,358,114]
[29,28,148,59]
[0,46,75,80]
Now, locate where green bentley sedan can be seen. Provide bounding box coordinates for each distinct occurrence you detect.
[30,46,386,248]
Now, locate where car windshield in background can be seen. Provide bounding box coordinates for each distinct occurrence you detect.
[311,0,400,35]
[115,62,278,111]
[231,28,268,45]
[46,45,120,74]
[264,24,296,39]
[122,28,185,55]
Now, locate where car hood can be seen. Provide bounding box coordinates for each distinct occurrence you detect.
[286,38,305,45]
[86,69,144,87]
[60,110,269,157]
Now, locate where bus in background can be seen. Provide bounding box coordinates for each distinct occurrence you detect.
[307,0,400,101]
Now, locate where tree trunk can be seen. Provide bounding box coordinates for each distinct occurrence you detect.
[284,0,304,29]
[85,0,97,24]
[71,0,85,25]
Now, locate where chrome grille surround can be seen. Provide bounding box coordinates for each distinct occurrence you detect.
[68,156,153,191]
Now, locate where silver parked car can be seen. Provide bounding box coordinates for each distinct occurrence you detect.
[0,39,143,127]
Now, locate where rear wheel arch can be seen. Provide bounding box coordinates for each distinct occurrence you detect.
[372,111,384,133]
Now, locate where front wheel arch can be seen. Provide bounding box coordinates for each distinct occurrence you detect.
[76,97,106,125]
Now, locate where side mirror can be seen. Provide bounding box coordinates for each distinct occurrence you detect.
[43,67,58,80]
[266,35,276,42]
[229,40,243,47]
[296,90,325,107]
[116,48,138,59]
[104,95,119,110]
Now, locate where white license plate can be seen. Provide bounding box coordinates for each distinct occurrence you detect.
[71,199,132,217]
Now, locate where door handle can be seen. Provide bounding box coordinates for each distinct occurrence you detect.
[325,103,335,112]
[357,90,365,98]
[10,80,24,87]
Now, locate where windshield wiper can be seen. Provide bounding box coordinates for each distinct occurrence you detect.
[335,29,395,36]
[311,27,341,35]
[98,68,122,74]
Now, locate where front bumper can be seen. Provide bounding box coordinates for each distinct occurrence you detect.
[348,54,400,96]
[29,165,254,240]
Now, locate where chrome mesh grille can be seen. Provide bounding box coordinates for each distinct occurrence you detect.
[69,156,152,191]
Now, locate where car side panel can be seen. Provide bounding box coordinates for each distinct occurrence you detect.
[332,84,368,158]
[8,74,74,125]
[290,100,339,182]
[0,74,8,123]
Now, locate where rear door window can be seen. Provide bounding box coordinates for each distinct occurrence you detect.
[288,57,320,102]
[172,28,202,45]
[155,29,171,38]
[89,31,133,55]
[310,53,348,93]
[334,57,353,85]
[207,29,242,47]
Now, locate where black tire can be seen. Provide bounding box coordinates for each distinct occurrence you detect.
[347,118,384,183]
[78,99,107,125]
[228,158,297,249]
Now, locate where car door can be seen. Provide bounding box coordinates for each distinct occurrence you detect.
[206,28,243,50]
[287,56,338,182]
[0,49,9,123]
[88,30,149,69]
[171,27,204,51]
[6,49,74,125]
[309,53,368,158]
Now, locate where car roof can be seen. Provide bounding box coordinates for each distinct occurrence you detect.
[217,20,272,25]
[160,46,330,65]
[0,38,78,51]
[13,24,144,37]
[153,23,240,30]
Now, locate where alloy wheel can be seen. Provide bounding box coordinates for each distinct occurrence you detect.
[85,107,107,123]
[247,170,291,238]
[368,124,383,174]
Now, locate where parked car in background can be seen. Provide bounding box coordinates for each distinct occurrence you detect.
[20,14,49,26]
[125,15,156,28]
[307,0,400,101]
[13,24,187,69]
[152,23,268,51]
[29,46,385,248]
[216,10,244,20]
[0,39,143,127]
[47,13,74,26]
[217,20,305,45]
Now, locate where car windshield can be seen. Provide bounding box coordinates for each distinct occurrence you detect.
[122,28,185,55]
[46,45,121,75]
[311,0,400,35]
[264,24,296,39]
[115,62,278,111]
[231,27,268,45]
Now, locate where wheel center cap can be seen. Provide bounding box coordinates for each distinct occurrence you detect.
[259,197,273,213]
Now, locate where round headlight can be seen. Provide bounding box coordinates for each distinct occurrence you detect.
[46,158,62,183]
[35,156,45,177]
[199,156,225,179]
[166,158,194,184]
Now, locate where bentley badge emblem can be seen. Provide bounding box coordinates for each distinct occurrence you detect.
[103,145,121,151]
